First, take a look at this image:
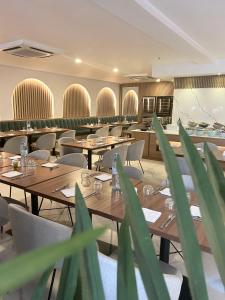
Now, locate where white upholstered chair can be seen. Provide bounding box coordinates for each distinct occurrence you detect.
[1,136,28,154]
[59,130,76,139]
[58,137,82,156]
[96,126,109,137]
[28,150,50,161]
[123,166,144,181]
[126,140,145,173]
[32,133,56,151]
[56,153,88,168]
[110,126,122,137]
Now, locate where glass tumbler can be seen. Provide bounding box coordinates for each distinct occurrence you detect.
[81,172,91,187]
[143,185,154,197]
[93,180,103,194]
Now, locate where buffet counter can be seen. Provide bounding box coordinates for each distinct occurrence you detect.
[131,129,225,160]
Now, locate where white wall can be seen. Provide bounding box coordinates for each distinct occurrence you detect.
[0,64,119,120]
[173,88,225,125]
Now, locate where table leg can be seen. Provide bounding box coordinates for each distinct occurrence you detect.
[159,237,170,263]
[88,150,92,170]
[31,194,39,215]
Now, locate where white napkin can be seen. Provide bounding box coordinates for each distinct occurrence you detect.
[160,188,171,196]
[61,187,75,198]
[142,208,161,223]
[223,151,225,157]
[2,171,23,178]
[41,163,59,168]
[95,174,112,181]
[9,155,21,160]
[190,205,202,217]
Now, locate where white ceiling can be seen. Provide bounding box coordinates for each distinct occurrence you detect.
[0,0,224,83]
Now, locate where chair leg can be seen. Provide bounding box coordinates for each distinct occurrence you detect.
[24,191,28,207]
[9,186,12,198]
[48,268,56,300]
[139,160,144,173]
[67,206,74,226]
[38,198,44,212]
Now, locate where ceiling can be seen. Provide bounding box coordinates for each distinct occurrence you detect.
[0,0,224,83]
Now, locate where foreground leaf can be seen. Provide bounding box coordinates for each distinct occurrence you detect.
[117,159,170,300]
[153,116,208,300]
[179,124,225,286]
[31,268,53,300]
[117,216,138,300]
[0,227,105,296]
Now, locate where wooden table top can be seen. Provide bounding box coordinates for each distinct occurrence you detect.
[0,127,69,139]
[26,170,209,253]
[61,136,135,151]
[0,152,20,168]
[79,121,138,130]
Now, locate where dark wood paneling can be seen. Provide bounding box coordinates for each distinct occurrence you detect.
[175,75,225,89]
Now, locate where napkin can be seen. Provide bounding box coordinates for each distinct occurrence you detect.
[9,155,21,160]
[95,174,112,181]
[41,163,59,168]
[61,187,75,198]
[142,208,161,223]
[2,171,23,178]
[190,205,201,218]
[160,188,171,196]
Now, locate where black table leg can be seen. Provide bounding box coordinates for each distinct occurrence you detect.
[159,237,170,263]
[88,150,92,170]
[31,194,39,215]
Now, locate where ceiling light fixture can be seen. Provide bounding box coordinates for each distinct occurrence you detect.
[75,58,82,64]
[113,68,119,73]
[217,73,221,76]
[156,78,161,82]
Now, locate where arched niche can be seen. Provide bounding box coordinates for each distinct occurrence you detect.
[96,87,116,116]
[122,90,138,115]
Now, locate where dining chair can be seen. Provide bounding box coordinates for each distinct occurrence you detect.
[110,125,122,137]
[96,126,109,137]
[56,153,88,168]
[126,140,145,173]
[28,149,50,161]
[1,136,28,154]
[176,157,191,175]
[95,145,128,171]
[165,175,195,192]
[59,130,76,139]
[58,137,82,156]
[124,123,141,137]
[31,133,56,151]
[87,134,100,139]
[7,204,72,300]
[123,166,144,181]
[0,197,9,233]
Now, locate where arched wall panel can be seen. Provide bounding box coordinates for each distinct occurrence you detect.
[96,87,116,117]
[63,84,90,117]
[12,78,54,120]
[122,90,138,115]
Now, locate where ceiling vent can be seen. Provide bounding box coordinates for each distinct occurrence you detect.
[124,74,155,81]
[0,40,61,58]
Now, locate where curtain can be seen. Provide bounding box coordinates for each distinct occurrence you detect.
[123,90,138,115]
[96,87,116,117]
[12,79,54,120]
[63,84,90,117]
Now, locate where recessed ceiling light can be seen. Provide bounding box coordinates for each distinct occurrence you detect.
[218,73,221,76]
[75,58,82,64]
[113,68,119,73]
[156,78,160,82]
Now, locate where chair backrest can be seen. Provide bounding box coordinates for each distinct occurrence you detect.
[3,136,28,154]
[58,137,82,156]
[87,134,100,140]
[0,197,9,227]
[36,133,56,150]
[110,126,122,137]
[102,145,128,169]
[126,140,145,161]
[127,124,141,131]
[56,153,88,168]
[96,126,109,137]
[176,157,191,175]
[59,130,76,139]
[8,204,72,260]
[123,166,143,181]
[165,175,194,192]
[28,150,50,161]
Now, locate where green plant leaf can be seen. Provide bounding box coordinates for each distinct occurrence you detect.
[179,124,225,286]
[31,268,53,300]
[75,184,105,300]
[153,116,208,300]
[116,159,170,300]
[117,216,138,300]
[0,227,105,296]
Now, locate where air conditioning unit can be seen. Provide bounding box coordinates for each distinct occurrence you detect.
[0,40,62,58]
[124,73,155,82]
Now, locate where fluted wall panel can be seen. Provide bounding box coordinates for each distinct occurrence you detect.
[175,75,225,89]
[96,87,116,116]
[122,90,138,115]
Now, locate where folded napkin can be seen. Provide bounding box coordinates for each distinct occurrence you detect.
[9,155,21,160]
[41,163,59,168]
[190,205,201,218]
[160,188,171,196]
[61,187,75,198]
[142,208,161,223]
[2,171,23,178]
[95,174,112,182]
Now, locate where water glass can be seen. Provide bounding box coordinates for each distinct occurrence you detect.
[12,159,19,171]
[93,180,103,194]
[143,185,154,197]
[81,172,91,187]
[165,197,175,217]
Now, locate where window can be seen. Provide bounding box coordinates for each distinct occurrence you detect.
[96,87,116,116]
[123,90,138,115]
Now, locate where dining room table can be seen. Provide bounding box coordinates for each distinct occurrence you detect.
[61,136,135,169]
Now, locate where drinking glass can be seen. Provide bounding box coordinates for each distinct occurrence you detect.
[143,184,154,197]
[12,159,19,171]
[93,180,103,194]
[165,197,175,217]
[81,172,91,187]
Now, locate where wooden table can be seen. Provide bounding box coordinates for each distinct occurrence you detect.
[61,136,135,169]
[26,172,209,262]
[79,122,138,134]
